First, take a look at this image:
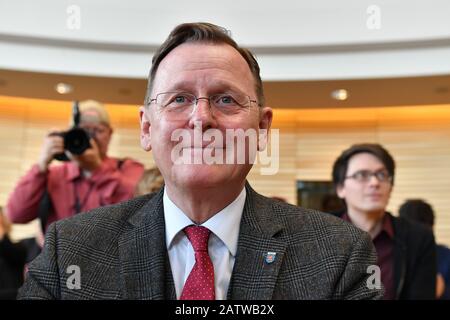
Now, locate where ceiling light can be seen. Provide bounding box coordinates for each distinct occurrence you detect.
[331,89,348,101]
[55,82,73,94]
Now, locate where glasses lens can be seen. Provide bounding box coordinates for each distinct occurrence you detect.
[375,171,390,182]
[211,93,251,115]
[353,170,370,182]
[351,170,391,183]
[156,92,195,119]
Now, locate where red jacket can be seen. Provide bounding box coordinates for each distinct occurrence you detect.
[6,157,144,227]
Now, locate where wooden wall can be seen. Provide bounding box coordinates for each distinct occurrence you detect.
[250,106,450,246]
[1,96,449,246]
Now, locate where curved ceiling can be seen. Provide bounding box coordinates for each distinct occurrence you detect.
[1,0,450,80]
[0,0,450,107]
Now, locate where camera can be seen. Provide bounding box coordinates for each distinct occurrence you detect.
[53,101,92,161]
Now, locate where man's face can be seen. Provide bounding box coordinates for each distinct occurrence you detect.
[140,43,272,192]
[79,120,112,158]
[337,152,393,215]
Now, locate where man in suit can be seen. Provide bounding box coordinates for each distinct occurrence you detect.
[331,143,436,299]
[19,22,382,300]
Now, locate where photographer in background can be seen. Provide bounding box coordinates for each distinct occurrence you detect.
[6,100,144,229]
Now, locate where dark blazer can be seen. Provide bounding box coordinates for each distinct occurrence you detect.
[332,211,436,300]
[18,183,382,300]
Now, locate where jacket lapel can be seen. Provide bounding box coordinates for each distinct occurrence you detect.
[118,189,176,300]
[228,183,287,300]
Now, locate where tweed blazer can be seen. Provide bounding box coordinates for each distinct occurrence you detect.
[18,183,382,300]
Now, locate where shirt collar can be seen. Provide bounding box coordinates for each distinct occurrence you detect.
[163,186,246,257]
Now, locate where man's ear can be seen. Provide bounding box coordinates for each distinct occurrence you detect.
[139,106,152,152]
[336,184,346,199]
[258,106,273,151]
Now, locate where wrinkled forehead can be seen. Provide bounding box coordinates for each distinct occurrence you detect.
[152,43,255,95]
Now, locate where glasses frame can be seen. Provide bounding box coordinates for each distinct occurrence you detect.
[345,169,393,184]
[148,91,259,112]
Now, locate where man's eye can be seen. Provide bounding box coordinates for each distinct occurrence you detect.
[174,96,187,103]
[220,96,233,104]
[164,94,193,107]
[355,171,369,179]
[354,172,363,179]
[214,95,237,107]
[377,172,388,179]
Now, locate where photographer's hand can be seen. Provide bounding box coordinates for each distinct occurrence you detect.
[67,138,103,173]
[38,130,65,173]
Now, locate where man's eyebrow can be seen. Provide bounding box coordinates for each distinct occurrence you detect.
[352,167,387,172]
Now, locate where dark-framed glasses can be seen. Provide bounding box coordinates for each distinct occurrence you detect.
[345,170,392,183]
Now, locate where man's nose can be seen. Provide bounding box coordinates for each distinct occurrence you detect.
[367,174,381,186]
[188,98,217,130]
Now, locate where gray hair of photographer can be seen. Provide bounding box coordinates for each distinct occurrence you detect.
[134,167,165,197]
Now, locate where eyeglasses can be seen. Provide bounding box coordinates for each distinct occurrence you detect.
[345,170,392,183]
[148,92,258,120]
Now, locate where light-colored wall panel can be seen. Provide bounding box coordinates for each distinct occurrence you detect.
[1,96,449,246]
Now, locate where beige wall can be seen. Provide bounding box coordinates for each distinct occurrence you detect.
[249,106,450,246]
[1,96,449,246]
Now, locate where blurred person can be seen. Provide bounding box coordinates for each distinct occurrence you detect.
[399,199,450,299]
[0,207,42,299]
[332,143,436,299]
[6,100,144,229]
[19,23,381,300]
[134,167,164,197]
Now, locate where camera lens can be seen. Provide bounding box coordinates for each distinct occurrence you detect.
[64,128,91,155]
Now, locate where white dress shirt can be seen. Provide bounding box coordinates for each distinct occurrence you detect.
[163,187,246,300]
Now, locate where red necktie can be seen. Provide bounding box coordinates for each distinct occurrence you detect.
[180,225,215,300]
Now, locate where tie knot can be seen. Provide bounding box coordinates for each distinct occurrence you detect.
[184,225,211,252]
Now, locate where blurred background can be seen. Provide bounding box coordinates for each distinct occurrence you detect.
[0,0,450,246]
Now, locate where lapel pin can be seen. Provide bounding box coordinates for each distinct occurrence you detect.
[265,252,277,264]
